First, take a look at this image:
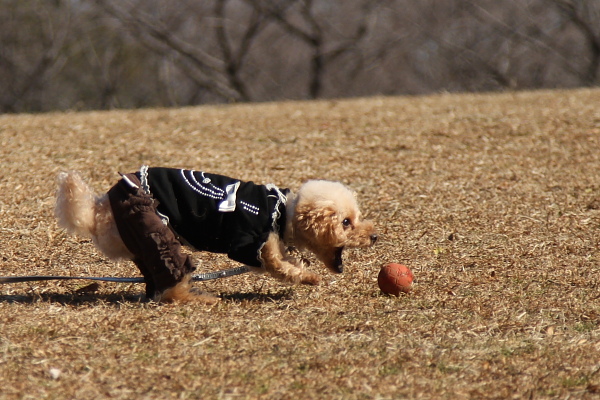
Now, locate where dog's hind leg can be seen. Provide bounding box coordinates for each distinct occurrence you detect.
[107,174,218,303]
[158,275,220,304]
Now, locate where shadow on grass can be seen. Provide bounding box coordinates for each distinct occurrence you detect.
[0,292,146,305]
[220,288,295,303]
[0,288,295,305]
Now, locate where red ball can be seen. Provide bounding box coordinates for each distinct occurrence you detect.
[378,263,414,295]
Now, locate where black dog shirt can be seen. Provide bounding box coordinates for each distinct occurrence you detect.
[136,166,289,268]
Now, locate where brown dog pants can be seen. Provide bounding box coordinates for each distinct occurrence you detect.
[107,173,195,299]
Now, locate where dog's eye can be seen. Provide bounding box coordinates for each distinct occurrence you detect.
[342,218,352,227]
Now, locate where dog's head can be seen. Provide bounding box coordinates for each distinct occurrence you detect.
[290,180,377,273]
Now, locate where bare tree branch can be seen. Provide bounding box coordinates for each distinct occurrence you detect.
[96,0,243,102]
[465,1,586,86]
[246,0,382,99]
[0,3,71,112]
[551,0,600,85]
[214,0,269,101]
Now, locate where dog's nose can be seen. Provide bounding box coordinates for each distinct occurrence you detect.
[370,234,378,244]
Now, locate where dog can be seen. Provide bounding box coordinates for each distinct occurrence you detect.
[55,166,377,303]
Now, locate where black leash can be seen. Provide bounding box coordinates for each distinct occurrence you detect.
[0,266,250,284]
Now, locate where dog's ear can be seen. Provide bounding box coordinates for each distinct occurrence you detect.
[295,200,342,245]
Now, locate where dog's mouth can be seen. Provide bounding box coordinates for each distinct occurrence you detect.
[332,247,344,273]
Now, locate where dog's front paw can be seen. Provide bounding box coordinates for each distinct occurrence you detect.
[300,272,321,285]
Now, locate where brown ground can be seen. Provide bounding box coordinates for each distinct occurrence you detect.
[1,88,599,399]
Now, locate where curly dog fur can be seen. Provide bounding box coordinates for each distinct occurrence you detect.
[55,171,377,303]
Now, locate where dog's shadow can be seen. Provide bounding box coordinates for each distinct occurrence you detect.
[220,288,294,303]
[0,288,295,306]
[0,292,144,305]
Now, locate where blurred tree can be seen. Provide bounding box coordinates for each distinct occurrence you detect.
[550,0,600,85]
[0,0,70,112]
[246,0,380,98]
[0,0,598,113]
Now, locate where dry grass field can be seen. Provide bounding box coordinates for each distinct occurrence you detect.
[1,88,600,399]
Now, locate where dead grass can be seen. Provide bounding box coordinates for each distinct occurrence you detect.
[1,88,600,399]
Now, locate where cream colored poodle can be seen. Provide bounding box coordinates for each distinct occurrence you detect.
[55,166,377,303]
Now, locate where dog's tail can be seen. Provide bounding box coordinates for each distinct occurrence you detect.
[55,172,98,237]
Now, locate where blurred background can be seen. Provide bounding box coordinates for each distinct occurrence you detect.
[1,0,599,113]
